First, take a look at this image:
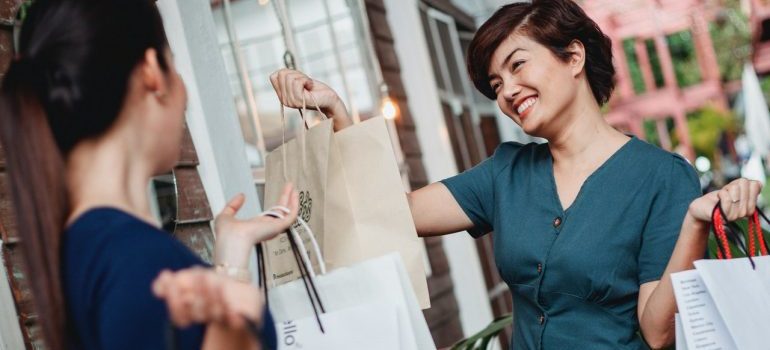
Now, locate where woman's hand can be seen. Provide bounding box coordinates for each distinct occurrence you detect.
[152,267,263,328]
[214,183,299,270]
[269,68,353,131]
[688,178,763,223]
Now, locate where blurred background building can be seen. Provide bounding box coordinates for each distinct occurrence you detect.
[0,0,769,349]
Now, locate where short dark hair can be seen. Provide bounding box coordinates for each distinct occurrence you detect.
[467,0,615,105]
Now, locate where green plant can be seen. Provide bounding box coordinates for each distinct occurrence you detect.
[667,30,702,88]
[623,38,647,94]
[686,105,738,161]
[450,314,512,350]
[18,1,34,22]
[710,0,751,82]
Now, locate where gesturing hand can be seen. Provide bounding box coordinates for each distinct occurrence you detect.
[213,183,299,271]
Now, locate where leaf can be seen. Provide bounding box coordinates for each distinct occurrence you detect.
[450,314,513,350]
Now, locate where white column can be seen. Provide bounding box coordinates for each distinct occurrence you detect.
[382,0,495,337]
[157,0,262,277]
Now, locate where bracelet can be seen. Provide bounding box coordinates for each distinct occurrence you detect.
[214,263,252,283]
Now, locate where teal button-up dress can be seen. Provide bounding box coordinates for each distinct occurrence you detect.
[441,138,700,349]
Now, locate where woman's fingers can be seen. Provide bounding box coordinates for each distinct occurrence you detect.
[739,180,750,218]
[717,187,735,220]
[277,183,293,208]
[270,68,332,110]
[291,74,308,108]
[717,179,764,221]
[286,190,299,225]
[220,193,245,218]
[748,180,762,215]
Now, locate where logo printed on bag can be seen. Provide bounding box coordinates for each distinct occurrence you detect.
[295,190,312,227]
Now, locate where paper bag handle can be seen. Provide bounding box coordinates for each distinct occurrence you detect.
[277,91,330,184]
[255,216,327,333]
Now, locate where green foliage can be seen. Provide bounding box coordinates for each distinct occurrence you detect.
[709,0,751,82]
[645,39,665,88]
[18,1,33,22]
[667,30,702,88]
[450,314,513,350]
[643,118,677,149]
[623,38,647,94]
[686,106,737,159]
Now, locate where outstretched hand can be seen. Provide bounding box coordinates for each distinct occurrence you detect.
[213,183,299,270]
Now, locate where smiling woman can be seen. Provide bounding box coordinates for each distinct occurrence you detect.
[465,0,614,138]
[466,1,614,105]
[266,0,764,349]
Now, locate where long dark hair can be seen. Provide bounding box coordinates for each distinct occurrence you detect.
[0,0,170,348]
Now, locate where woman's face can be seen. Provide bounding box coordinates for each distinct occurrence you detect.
[487,33,582,138]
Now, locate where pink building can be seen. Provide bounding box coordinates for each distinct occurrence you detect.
[583,0,730,161]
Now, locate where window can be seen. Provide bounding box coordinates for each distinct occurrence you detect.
[211,0,380,170]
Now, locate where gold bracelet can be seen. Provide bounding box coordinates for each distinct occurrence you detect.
[214,263,252,283]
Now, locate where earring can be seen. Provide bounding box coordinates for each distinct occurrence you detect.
[154,90,166,99]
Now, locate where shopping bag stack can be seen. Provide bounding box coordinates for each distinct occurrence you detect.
[672,206,770,350]
[258,97,434,349]
[262,100,429,309]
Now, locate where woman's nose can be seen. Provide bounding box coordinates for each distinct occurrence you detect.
[500,82,521,102]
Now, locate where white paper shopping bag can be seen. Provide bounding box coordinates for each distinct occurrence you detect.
[275,303,399,350]
[693,256,770,350]
[671,269,737,350]
[674,314,688,350]
[268,252,435,350]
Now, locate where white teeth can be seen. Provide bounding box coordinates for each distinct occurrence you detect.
[517,97,537,115]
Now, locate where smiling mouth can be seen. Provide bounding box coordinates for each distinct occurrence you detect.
[516,96,538,117]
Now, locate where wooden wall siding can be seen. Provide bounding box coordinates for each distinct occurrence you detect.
[171,121,215,263]
[0,1,215,347]
[0,1,40,347]
[364,0,465,346]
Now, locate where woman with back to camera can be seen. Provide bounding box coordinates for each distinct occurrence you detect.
[270,0,762,348]
[0,0,298,349]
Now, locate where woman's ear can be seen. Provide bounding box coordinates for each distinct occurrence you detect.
[140,48,166,98]
[566,40,586,78]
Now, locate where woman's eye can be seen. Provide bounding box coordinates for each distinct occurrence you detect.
[512,60,525,71]
[492,82,502,92]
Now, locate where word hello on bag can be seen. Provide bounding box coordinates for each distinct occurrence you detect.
[280,321,300,348]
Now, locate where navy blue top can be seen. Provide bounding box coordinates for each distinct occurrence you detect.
[442,139,701,349]
[62,207,277,350]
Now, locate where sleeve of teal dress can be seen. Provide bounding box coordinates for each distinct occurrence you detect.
[638,154,701,284]
[440,142,523,238]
